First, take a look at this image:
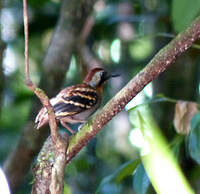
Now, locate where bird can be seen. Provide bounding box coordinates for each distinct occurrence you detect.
[35,67,119,134]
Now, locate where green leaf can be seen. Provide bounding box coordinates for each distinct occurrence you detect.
[170,135,184,160]
[96,159,140,194]
[188,112,200,164]
[172,0,200,32]
[133,164,150,194]
[132,110,194,194]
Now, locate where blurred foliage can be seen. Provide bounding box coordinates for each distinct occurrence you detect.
[1,0,200,193]
[172,0,200,32]
[96,158,140,193]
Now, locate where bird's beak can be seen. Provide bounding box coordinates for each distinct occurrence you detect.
[110,73,120,78]
[103,72,120,82]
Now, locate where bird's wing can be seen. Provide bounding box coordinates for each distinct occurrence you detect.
[53,84,98,118]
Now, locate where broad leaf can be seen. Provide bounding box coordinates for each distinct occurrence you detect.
[170,135,184,160]
[188,112,200,164]
[96,159,140,193]
[172,0,200,32]
[133,164,150,194]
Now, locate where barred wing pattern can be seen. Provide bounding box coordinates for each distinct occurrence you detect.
[35,84,99,129]
[53,85,98,118]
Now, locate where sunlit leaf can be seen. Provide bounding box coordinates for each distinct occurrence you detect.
[129,37,154,61]
[174,101,198,135]
[96,159,140,194]
[133,164,150,194]
[188,112,200,164]
[110,39,121,63]
[133,111,194,194]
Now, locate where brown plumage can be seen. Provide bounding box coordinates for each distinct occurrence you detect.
[35,68,119,134]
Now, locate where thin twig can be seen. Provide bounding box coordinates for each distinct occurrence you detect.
[23,0,30,84]
[23,0,69,193]
[23,0,59,146]
[79,15,95,45]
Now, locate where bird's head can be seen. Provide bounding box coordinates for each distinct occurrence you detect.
[83,68,119,88]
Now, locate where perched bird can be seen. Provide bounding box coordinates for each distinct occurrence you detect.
[35,67,119,134]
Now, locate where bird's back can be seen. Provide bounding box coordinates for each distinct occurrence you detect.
[35,84,100,129]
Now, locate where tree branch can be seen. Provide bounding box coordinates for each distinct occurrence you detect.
[32,134,69,194]
[66,15,200,163]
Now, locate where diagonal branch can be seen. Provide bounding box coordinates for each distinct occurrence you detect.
[66,15,200,163]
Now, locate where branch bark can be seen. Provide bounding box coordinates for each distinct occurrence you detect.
[32,134,69,194]
[3,0,97,192]
[66,16,200,163]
